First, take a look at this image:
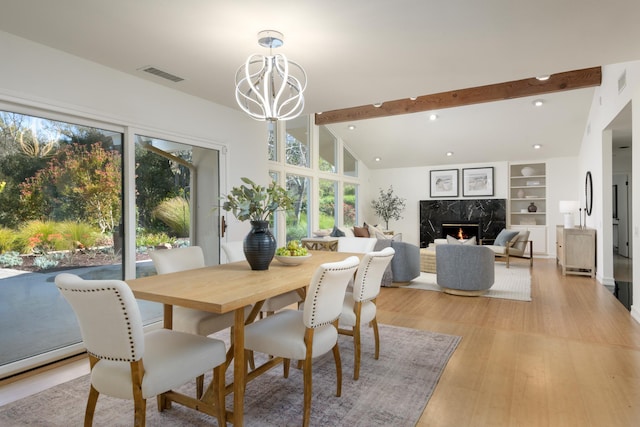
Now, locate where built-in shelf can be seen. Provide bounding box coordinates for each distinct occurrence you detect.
[509,162,547,254]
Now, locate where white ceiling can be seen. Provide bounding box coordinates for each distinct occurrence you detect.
[1,0,638,169]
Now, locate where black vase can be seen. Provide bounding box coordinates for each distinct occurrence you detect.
[243,220,276,270]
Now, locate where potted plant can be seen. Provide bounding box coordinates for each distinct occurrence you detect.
[221,177,292,270]
[371,186,406,230]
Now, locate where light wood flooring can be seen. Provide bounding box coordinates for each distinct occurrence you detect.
[2,257,640,426]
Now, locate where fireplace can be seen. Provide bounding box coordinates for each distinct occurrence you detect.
[441,222,481,242]
[419,199,506,247]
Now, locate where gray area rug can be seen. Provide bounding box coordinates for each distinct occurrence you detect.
[0,324,460,426]
[407,263,532,301]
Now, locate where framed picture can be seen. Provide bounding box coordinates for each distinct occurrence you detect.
[462,167,494,197]
[430,169,458,197]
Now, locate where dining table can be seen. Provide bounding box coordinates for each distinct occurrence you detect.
[125,249,359,426]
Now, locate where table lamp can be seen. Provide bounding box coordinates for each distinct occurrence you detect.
[559,200,580,228]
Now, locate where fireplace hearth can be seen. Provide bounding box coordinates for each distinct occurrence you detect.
[441,222,481,241]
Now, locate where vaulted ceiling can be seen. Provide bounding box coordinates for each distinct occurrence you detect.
[1,1,638,168]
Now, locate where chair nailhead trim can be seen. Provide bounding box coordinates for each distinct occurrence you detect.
[309,264,356,328]
[59,286,137,362]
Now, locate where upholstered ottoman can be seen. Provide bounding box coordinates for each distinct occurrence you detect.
[420,248,437,273]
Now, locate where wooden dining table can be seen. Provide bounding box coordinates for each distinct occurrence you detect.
[125,249,358,426]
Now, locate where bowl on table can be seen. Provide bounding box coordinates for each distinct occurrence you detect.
[275,254,312,266]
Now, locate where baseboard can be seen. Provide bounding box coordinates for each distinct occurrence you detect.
[631,306,640,325]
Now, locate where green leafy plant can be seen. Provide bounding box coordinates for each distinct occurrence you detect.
[0,251,23,267]
[18,220,69,254]
[221,177,292,222]
[0,227,17,253]
[135,231,173,248]
[59,221,100,249]
[33,253,65,270]
[152,197,190,237]
[371,186,406,230]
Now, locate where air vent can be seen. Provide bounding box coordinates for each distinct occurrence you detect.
[139,66,184,82]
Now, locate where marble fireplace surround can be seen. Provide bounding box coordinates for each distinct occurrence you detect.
[419,199,506,248]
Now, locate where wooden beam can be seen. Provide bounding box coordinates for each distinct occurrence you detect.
[314,66,602,125]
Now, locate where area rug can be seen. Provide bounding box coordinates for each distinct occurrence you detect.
[407,264,532,301]
[0,324,460,426]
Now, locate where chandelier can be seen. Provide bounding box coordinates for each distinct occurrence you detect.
[235,30,307,121]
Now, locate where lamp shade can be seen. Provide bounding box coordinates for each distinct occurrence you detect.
[559,200,579,228]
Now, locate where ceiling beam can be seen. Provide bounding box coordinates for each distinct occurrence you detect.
[314,66,602,125]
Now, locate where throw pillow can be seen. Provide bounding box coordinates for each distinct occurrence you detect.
[330,225,345,237]
[353,226,370,237]
[368,223,391,240]
[446,235,477,245]
[446,235,461,245]
[494,229,520,246]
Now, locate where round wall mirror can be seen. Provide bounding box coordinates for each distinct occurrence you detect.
[585,171,593,216]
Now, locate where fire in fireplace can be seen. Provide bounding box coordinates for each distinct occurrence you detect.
[441,222,481,242]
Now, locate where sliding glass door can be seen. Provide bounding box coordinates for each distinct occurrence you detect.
[0,109,127,376]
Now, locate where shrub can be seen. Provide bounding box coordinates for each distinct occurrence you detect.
[136,231,173,248]
[152,197,190,237]
[17,220,78,254]
[0,227,17,253]
[33,255,61,270]
[59,221,100,249]
[0,251,23,268]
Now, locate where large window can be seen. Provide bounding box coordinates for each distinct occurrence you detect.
[344,147,358,177]
[286,116,310,168]
[319,125,337,173]
[268,121,277,162]
[286,174,311,241]
[319,179,337,229]
[269,116,360,242]
[343,183,358,227]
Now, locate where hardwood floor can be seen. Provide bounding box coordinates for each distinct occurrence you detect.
[2,258,640,426]
[378,257,640,427]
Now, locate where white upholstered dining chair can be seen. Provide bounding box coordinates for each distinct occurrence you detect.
[338,247,395,380]
[55,273,227,427]
[150,245,250,396]
[244,255,360,427]
[221,240,303,316]
[150,246,243,336]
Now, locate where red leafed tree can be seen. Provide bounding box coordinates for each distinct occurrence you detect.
[20,143,121,233]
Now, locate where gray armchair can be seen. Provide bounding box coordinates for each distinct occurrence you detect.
[436,244,495,296]
[374,240,421,286]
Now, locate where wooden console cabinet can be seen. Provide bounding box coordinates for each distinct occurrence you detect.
[556,226,596,277]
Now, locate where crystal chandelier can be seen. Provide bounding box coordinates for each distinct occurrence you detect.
[235,30,307,121]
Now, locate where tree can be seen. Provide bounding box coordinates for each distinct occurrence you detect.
[371,186,406,230]
[19,143,121,233]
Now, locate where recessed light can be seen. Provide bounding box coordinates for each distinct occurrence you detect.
[374,157,382,162]
[429,114,438,121]
[347,125,356,130]
[532,99,544,107]
[409,96,417,101]
[446,151,454,157]
[536,75,550,81]
[373,102,382,108]
[532,144,542,149]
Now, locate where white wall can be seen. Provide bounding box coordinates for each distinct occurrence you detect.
[576,60,640,321]
[368,158,580,251]
[0,30,268,246]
